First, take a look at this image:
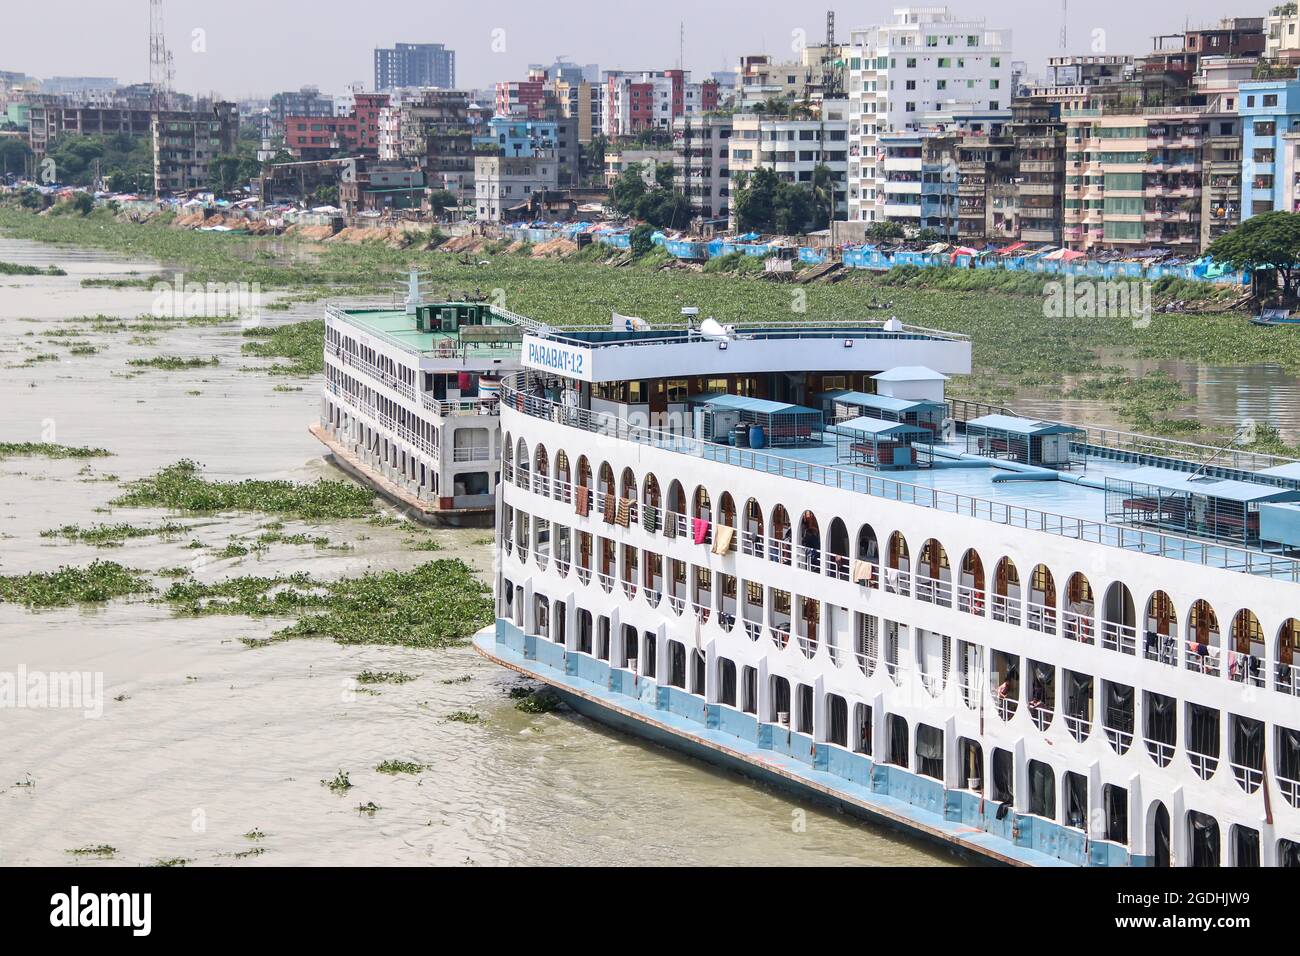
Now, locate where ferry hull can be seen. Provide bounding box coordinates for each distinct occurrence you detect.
[310,424,493,528]
[475,622,1121,868]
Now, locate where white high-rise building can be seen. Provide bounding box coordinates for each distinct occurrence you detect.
[844,6,1012,225]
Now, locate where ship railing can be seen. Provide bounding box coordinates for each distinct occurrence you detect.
[991,593,1022,626]
[718,610,736,632]
[1231,762,1264,794]
[596,571,615,593]
[1064,713,1091,742]
[1144,737,1175,767]
[883,566,911,596]
[644,587,661,607]
[622,577,637,599]
[743,619,762,642]
[797,633,818,658]
[1275,661,1300,695]
[1101,620,1137,656]
[452,445,492,462]
[421,395,500,417]
[1227,653,1265,687]
[957,584,986,616]
[514,465,530,490]
[825,553,851,582]
[1026,601,1058,637]
[502,460,514,482]
[795,545,822,574]
[771,624,791,649]
[691,601,711,623]
[555,555,570,575]
[885,659,906,687]
[1186,646,1221,678]
[915,573,953,608]
[532,473,550,497]
[1278,772,1300,808]
[855,650,877,678]
[1061,610,1095,646]
[329,348,416,401]
[1104,725,1134,753]
[1143,632,1179,666]
[827,639,847,668]
[667,594,686,614]
[741,529,763,558]
[1030,703,1054,731]
[1188,749,1220,780]
[919,671,945,697]
[663,509,690,540]
[767,537,793,566]
[955,674,980,709]
[995,695,1017,722]
[576,565,592,585]
[498,377,1300,582]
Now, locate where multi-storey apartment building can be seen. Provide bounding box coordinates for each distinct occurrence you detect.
[474,154,559,222]
[283,92,389,158]
[1240,79,1300,221]
[1063,105,1229,255]
[1011,102,1067,244]
[1267,4,1300,66]
[151,101,240,196]
[552,77,601,144]
[728,100,850,228]
[25,102,152,161]
[392,89,474,201]
[735,46,848,110]
[672,113,733,224]
[956,125,1017,244]
[601,70,718,137]
[844,6,1012,227]
[374,42,456,92]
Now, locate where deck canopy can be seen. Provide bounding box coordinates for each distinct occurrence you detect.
[822,389,945,432]
[965,414,1084,469]
[691,393,824,447]
[1105,466,1300,546]
[832,416,932,470]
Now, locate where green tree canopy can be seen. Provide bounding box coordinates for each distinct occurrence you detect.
[1206,211,1300,297]
[732,166,823,235]
[609,162,689,229]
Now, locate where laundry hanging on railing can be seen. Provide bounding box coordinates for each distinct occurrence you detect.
[574,485,589,517]
[616,497,631,527]
[852,560,875,585]
[692,517,710,545]
[602,494,617,524]
[642,504,659,533]
[711,525,734,555]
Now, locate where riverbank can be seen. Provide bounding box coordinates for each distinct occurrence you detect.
[2,203,1296,446]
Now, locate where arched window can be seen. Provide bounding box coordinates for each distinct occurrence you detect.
[917,538,950,606]
[666,480,686,537]
[826,517,850,580]
[885,532,910,595]
[1144,590,1178,665]
[1278,618,1300,694]
[993,556,1021,625]
[769,504,792,565]
[515,437,530,489]
[1186,599,1221,677]
[797,511,821,573]
[1101,581,1136,655]
[1027,564,1057,635]
[742,497,763,556]
[1229,609,1264,687]
[533,444,549,497]
[958,548,985,615]
[554,449,571,502]
[1063,572,1095,644]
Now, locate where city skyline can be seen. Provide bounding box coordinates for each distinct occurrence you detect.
[0,0,1261,98]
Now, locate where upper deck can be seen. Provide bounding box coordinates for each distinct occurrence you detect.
[326,301,528,371]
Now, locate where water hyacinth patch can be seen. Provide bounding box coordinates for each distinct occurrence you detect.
[0,442,112,461]
[112,460,377,521]
[0,561,155,608]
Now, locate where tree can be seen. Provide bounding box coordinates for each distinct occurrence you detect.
[732,167,822,235]
[427,189,458,217]
[581,134,608,186]
[1206,211,1300,300]
[71,192,94,215]
[608,162,688,229]
[629,223,656,257]
[866,221,905,241]
[0,137,31,177]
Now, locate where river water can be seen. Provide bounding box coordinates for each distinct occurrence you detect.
[0,236,952,866]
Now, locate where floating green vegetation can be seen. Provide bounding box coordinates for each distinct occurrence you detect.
[0,260,65,276]
[126,355,220,370]
[403,537,443,552]
[214,538,259,559]
[81,276,154,289]
[241,320,324,375]
[445,710,482,724]
[244,828,265,841]
[156,566,192,578]
[0,442,112,461]
[18,352,59,365]
[232,847,265,859]
[510,687,561,714]
[158,560,490,648]
[66,844,116,858]
[440,675,472,685]
[40,520,190,548]
[255,529,350,550]
[376,759,425,775]
[322,770,352,793]
[0,561,154,608]
[68,344,101,356]
[272,384,303,392]
[112,459,377,520]
[356,801,381,815]
[357,669,417,685]
[152,857,191,867]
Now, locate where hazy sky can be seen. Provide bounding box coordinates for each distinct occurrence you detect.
[0,0,1263,99]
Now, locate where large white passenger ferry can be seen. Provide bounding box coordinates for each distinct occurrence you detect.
[312,275,527,525]
[478,315,1300,867]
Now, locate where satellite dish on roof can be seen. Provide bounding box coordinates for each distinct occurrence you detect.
[883,317,903,332]
[698,317,734,340]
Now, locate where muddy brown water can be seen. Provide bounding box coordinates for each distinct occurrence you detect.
[0,235,955,866]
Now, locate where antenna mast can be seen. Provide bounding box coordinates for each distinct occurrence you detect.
[149,0,174,111]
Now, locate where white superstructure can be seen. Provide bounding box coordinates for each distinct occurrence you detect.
[485,318,1300,867]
